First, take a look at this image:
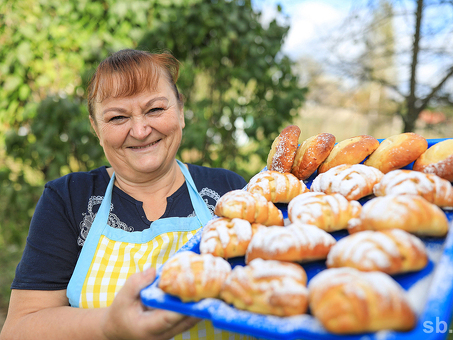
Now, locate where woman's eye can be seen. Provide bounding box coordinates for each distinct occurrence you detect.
[109,116,126,122]
[148,107,164,114]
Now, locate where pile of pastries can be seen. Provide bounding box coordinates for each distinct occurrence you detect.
[158,128,453,335]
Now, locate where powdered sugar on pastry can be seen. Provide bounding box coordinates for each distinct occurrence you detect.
[311,164,384,200]
[373,169,453,207]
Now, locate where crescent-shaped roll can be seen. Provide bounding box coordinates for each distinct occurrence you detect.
[413,138,453,182]
[318,135,380,174]
[308,267,416,334]
[311,164,384,201]
[199,217,265,259]
[326,229,428,274]
[247,170,309,203]
[220,258,309,316]
[214,190,284,226]
[288,192,362,232]
[267,125,301,173]
[347,195,449,237]
[245,222,336,264]
[373,169,453,208]
[158,251,232,302]
[364,132,428,174]
[291,132,336,180]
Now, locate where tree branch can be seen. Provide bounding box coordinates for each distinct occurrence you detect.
[418,66,453,112]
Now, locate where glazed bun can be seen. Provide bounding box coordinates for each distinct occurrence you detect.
[267,125,301,173]
[413,139,453,182]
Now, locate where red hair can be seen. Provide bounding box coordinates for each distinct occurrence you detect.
[87,49,182,118]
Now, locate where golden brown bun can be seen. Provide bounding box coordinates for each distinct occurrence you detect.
[158,251,231,302]
[220,258,308,316]
[348,195,449,237]
[288,192,362,232]
[318,135,380,174]
[214,190,284,226]
[267,125,301,173]
[311,164,384,200]
[199,218,265,259]
[245,222,336,264]
[326,229,428,274]
[291,133,336,180]
[308,267,416,334]
[364,132,428,173]
[247,170,309,203]
[413,139,453,182]
[373,169,453,208]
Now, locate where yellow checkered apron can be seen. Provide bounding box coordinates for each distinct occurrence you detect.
[67,162,254,339]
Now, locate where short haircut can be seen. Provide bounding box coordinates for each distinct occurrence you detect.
[87,49,181,119]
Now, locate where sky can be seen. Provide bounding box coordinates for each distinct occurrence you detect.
[250,0,453,94]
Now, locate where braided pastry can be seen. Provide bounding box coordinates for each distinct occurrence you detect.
[308,267,416,334]
[247,170,309,203]
[413,138,453,181]
[364,132,427,173]
[291,132,336,180]
[199,218,265,259]
[245,222,336,264]
[288,192,361,232]
[214,190,284,226]
[158,251,231,302]
[348,195,449,237]
[373,169,453,208]
[318,135,380,174]
[326,229,428,274]
[267,125,301,173]
[220,258,309,316]
[311,164,384,200]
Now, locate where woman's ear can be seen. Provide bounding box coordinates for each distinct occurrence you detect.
[89,115,103,146]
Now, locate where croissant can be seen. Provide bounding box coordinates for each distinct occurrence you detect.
[373,169,453,208]
[214,190,284,226]
[311,164,384,200]
[199,218,265,259]
[288,192,362,232]
[326,229,428,274]
[247,170,309,203]
[158,251,231,302]
[308,267,416,334]
[245,222,336,264]
[220,258,309,316]
[348,195,449,237]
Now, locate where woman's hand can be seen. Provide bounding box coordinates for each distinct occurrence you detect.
[102,268,200,340]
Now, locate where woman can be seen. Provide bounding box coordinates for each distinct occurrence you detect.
[1,49,249,339]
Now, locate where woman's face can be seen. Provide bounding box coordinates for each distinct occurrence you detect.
[91,76,185,181]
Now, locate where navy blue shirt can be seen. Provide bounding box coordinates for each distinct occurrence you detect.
[12,164,246,290]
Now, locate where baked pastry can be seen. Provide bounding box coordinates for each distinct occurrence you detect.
[413,138,453,182]
[373,169,453,208]
[308,267,416,334]
[158,251,231,302]
[326,229,428,274]
[364,132,428,173]
[318,135,380,174]
[245,222,336,263]
[310,164,384,200]
[247,170,309,203]
[220,258,308,316]
[199,218,265,259]
[288,192,361,232]
[267,125,301,173]
[214,190,284,226]
[291,132,336,180]
[348,195,449,237]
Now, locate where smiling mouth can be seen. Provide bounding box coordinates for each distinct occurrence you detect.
[129,140,161,149]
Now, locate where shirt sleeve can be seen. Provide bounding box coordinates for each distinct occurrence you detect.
[12,184,81,290]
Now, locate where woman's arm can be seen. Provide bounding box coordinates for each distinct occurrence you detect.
[0,268,200,340]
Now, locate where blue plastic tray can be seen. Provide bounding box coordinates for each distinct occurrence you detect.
[141,138,453,340]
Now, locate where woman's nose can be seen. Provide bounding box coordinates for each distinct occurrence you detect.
[130,117,152,139]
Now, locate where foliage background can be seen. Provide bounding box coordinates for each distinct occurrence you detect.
[0,0,306,319]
